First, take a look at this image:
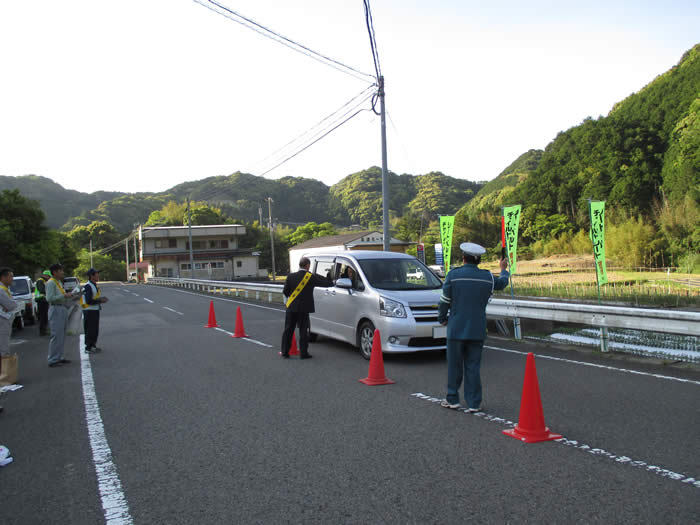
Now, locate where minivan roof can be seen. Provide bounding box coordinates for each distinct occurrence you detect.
[307,250,416,261]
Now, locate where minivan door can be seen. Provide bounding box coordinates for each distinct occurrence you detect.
[308,258,336,337]
[320,258,365,344]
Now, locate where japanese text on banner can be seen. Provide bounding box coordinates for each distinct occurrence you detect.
[503,205,521,273]
[589,200,608,285]
[439,216,455,274]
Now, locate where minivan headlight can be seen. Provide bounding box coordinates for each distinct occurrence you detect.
[379,296,406,318]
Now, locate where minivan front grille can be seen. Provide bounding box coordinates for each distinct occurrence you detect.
[408,304,439,324]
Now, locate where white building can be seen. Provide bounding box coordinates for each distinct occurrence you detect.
[139,224,265,280]
[288,230,413,271]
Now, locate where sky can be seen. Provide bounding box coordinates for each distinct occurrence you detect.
[0,1,698,194]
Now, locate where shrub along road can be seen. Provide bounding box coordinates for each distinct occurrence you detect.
[1,283,698,523]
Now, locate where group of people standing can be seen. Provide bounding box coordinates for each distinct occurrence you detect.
[0,265,108,413]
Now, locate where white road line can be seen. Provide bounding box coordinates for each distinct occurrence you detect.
[485,345,700,386]
[410,393,700,489]
[143,298,154,303]
[213,327,273,347]
[131,293,139,296]
[79,334,134,524]
[164,287,284,313]
[163,307,184,316]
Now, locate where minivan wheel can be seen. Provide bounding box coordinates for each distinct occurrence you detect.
[357,320,375,360]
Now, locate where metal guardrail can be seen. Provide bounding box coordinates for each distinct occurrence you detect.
[146,277,700,339]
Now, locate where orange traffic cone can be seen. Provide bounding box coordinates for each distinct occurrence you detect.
[359,329,394,385]
[503,352,561,443]
[231,306,247,338]
[278,333,300,357]
[205,301,219,328]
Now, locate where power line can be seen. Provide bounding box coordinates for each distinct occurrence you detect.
[259,103,371,177]
[254,84,377,166]
[255,89,375,176]
[363,0,382,79]
[193,0,375,83]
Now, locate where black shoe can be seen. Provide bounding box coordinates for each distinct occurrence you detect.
[85,347,100,354]
[280,353,289,358]
[0,406,3,414]
[48,362,63,367]
[59,359,71,364]
[299,354,313,360]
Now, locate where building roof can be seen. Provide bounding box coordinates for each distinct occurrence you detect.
[290,230,412,250]
[142,224,244,231]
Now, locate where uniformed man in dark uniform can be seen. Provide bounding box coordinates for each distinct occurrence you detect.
[281,256,333,359]
[438,242,509,411]
[35,270,50,336]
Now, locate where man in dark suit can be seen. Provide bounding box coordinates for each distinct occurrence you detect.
[281,256,333,359]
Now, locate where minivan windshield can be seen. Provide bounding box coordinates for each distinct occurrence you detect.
[358,258,442,290]
[10,278,30,296]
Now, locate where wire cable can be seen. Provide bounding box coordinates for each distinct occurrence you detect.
[193,0,375,83]
[259,105,372,177]
[251,84,377,170]
[363,0,382,79]
[254,89,375,176]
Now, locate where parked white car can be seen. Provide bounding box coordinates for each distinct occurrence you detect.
[305,251,446,359]
[428,264,445,278]
[10,276,37,330]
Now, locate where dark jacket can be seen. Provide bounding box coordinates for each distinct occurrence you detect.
[437,264,509,340]
[283,270,333,313]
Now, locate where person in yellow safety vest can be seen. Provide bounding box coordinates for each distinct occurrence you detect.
[80,268,108,354]
[34,270,51,336]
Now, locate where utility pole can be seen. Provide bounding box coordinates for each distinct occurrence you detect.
[187,197,194,278]
[379,75,390,251]
[89,238,93,268]
[258,205,263,227]
[125,236,129,282]
[133,225,138,281]
[267,197,276,281]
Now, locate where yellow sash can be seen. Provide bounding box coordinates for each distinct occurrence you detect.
[286,272,313,308]
[50,277,66,294]
[80,283,101,308]
[0,283,11,298]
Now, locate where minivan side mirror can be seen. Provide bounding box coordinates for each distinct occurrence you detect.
[335,278,353,289]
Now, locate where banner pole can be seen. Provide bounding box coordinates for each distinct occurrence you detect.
[503,206,521,339]
[589,199,609,352]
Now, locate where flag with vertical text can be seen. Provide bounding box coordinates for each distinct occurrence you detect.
[439,216,455,274]
[503,205,521,274]
[588,200,608,285]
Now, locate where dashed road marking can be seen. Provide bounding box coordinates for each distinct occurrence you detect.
[163,307,184,315]
[143,298,154,303]
[79,334,134,523]
[411,393,700,489]
[213,327,273,347]
[485,345,700,386]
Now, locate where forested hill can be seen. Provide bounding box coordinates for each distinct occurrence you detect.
[508,43,699,228]
[0,169,482,232]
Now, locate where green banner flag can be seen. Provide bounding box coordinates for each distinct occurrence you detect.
[588,200,608,285]
[503,205,521,274]
[439,215,455,274]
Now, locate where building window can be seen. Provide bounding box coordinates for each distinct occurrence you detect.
[236,261,242,268]
[213,261,224,269]
[155,239,177,249]
[181,263,191,270]
[209,240,229,249]
[186,241,206,250]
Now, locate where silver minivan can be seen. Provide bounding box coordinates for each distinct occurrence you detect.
[306,251,446,359]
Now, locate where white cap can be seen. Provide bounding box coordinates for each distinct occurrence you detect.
[459,242,486,256]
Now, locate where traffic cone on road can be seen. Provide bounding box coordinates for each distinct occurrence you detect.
[278,333,300,357]
[232,306,248,338]
[503,352,561,443]
[205,301,219,328]
[289,333,300,356]
[359,329,394,385]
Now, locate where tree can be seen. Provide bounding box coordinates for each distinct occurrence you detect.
[285,222,337,247]
[74,250,126,282]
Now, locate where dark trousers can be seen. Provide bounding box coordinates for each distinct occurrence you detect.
[83,310,100,349]
[281,311,310,356]
[37,300,49,334]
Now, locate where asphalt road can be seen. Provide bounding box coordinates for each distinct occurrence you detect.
[1,283,699,524]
